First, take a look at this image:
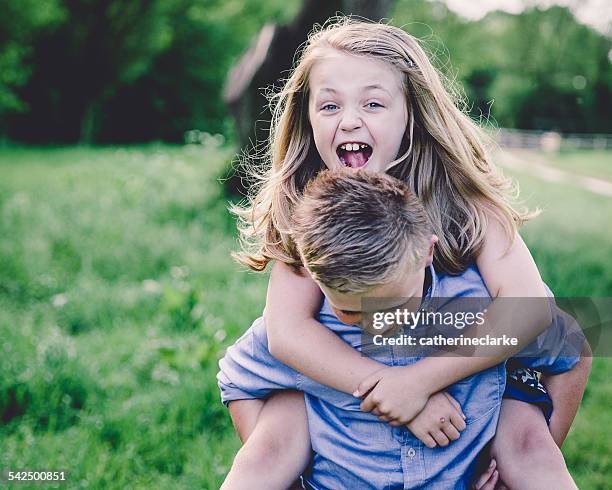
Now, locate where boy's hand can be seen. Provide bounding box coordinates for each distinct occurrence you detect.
[405,391,466,448]
[472,459,509,490]
[354,365,433,424]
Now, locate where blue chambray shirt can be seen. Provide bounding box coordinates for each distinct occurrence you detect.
[218,264,579,489]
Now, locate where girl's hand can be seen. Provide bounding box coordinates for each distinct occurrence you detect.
[404,391,466,448]
[355,365,433,424]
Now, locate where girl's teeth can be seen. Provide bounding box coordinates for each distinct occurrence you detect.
[340,143,369,151]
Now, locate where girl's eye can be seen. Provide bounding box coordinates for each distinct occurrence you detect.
[366,102,383,108]
[322,104,338,111]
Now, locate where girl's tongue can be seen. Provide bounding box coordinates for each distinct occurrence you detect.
[338,145,372,168]
[344,151,368,168]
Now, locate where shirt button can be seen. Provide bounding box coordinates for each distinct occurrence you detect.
[407,447,416,458]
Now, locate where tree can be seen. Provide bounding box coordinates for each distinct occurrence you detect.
[7,0,177,143]
[0,0,64,133]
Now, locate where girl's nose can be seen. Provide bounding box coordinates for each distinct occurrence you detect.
[339,108,362,131]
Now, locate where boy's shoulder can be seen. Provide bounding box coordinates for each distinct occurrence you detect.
[432,262,491,299]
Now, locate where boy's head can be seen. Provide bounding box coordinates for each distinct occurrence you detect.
[293,169,437,325]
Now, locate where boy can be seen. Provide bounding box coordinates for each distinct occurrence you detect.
[218,170,590,489]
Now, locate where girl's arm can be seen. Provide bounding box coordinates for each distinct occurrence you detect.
[265,261,384,394]
[268,221,553,422]
[357,222,554,420]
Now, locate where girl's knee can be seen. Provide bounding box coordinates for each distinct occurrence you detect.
[231,435,285,479]
[499,423,567,472]
[518,428,566,466]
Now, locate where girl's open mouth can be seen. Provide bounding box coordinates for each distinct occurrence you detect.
[336,143,373,168]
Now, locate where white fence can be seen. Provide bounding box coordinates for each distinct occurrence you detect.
[494,128,612,151]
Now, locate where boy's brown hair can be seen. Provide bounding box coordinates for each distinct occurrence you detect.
[293,169,433,294]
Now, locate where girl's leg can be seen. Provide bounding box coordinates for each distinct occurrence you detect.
[489,399,577,490]
[222,391,311,490]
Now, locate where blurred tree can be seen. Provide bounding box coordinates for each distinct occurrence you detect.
[481,6,611,132]
[0,0,609,144]
[0,0,64,133]
[7,0,178,143]
[96,0,301,143]
[4,0,300,144]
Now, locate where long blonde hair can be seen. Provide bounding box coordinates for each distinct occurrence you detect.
[232,16,533,274]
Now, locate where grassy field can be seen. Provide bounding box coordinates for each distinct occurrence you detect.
[0,145,610,489]
[535,149,612,182]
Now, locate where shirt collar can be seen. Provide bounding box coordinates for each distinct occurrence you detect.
[420,263,439,310]
[428,263,439,298]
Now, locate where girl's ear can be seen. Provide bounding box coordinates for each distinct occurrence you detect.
[426,234,438,266]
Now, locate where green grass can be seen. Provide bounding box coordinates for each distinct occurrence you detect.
[532,149,612,182]
[505,159,612,490]
[0,146,610,489]
[0,145,267,489]
[510,164,612,296]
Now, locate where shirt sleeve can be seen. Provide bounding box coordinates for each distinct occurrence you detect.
[513,300,584,375]
[217,316,300,406]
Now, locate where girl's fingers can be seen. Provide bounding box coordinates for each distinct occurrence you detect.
[444,392,466,419]
[431,430,450,447]
[450,411,466,432]
[359,393,381,413]
[353,372,381,398]
[419,433,437,449]
[442,422,461,441]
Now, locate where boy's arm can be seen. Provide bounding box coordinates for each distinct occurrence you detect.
[542,342,592,447]
[218,321,308,490]
[217,316,300,405]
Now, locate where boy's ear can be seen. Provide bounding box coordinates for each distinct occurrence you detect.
[425,234,438,266]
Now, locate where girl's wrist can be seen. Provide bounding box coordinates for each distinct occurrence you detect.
[400,363,436,397]
[410,356,474,395]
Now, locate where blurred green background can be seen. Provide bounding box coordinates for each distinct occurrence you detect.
[0,0,609,144]
[0,0,611,488]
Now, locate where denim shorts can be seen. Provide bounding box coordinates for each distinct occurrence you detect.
[503,364,553,424]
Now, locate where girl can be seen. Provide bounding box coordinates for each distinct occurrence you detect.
[223,17,587,489]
